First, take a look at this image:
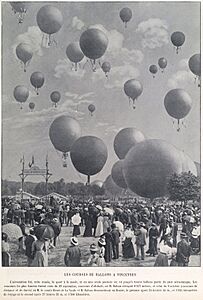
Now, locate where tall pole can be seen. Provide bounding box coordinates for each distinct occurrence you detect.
[21,155,25,203]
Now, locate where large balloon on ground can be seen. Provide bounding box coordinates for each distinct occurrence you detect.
[124,79,143,109]
[111,160,127,189]
[70,136,108,184]
[194,162,200,177]
[164,89,192,131]
[103,175,123,196]
[114,127,145,159]
[179,151,197,176]
[79,28,108,61]
[91,180,103,188]
[49,115,81,165]
[123,139,182,199]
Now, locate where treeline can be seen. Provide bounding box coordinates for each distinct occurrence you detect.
[1,178,105,197]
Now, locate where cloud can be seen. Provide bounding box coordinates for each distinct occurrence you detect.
[65,92,79,100]
[167,70,194,89]
[72,16,85,30]
[93,64,140,89]
[136,18,169,49]
[54,58,86,79]
[178,58,189,70]
[96,122,109,127]
[13,26,44,57]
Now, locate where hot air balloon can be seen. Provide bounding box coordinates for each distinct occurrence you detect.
[114,127,145,159]
[164,89,193,132]
[29,102,35,112]
[30,72,45,95]
[171,31,185,54]
[50,91,61,107]
[158,57,167,72]
[13,85,29,109]
[101,61,111,77]
[149,65,158,78]
[124,79,143,109]
[119,7,132,28]
[179,151,197,176]
[79,28,108,71]
[111,160,127,189]
[103,175,123,198]
[10,2,27,23]
[49,115,81,167]
[188,54,201,87]
[88,104,95,116]
[123,139,182,199]
[15,43,33,72]
[36,5,63,46]
[70,136,108,184]
[66,42,84,71]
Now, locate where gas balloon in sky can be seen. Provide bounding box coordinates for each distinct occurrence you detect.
[30,72,45,95]
[50,91,61,107]
[10,2,28,23]
[188,53,201,87]
[13,85,29,109]
[149,65,158,78]
[158,57,167,72]
[66,42,84,71]
[119,7,132,28]
[88,104,95,116]
[171,31,185,54]
[124,79,143,109]
[16,43,33,72]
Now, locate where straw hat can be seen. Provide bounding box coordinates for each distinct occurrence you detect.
[90,243,98,252]
[98,237,106,246]
[71,236,78,246]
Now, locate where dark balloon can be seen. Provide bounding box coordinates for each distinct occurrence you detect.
[171,31,185,54]
[10,2,27,23]
[149,65,158,77]
[16,43,33,72]
[101,61,111,77]
[111,160,127,189]
[124,79,143,109]
[119,7,132,28]
[158,57,167,71]
[114,127,145,159]
[179,151,197,176]
[49,115,81,154]
[37,5,63,35]
[79,28,108,61]
[88,104,95,116]
[29,102,35,112]
[50,91,61,107]
[123,139,182,199]
[91,180,104,188]
[66,42,84,71]
[164,89,192,131]
[189,54,201,77]
[70,136,108,182]
[103,175,123,196]
[13,85,29,108]
[30,72,45,95]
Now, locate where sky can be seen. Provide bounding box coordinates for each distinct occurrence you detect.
[1,1,201,183]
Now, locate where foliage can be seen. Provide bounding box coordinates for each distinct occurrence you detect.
[167,172,200,203]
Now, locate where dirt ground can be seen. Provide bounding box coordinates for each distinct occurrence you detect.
[8,225,200,268]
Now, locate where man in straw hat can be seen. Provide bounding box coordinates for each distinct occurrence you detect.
[64,237,81,267]
[176,232,191,266]
[87,243,99,266]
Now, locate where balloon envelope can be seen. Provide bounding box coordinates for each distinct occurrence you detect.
[16,43,33,64]
[88,104,95,113]
[179,151,197,176]
[124,79,143,101]
[103,175,123,196]
[49,115,81,153]
[114,127,145,159]
[79,28,108,60]
[36,5,63,35]
[101,61,111,73]
[119,7,132,23]
[50,91,61,104]
[194,162,200,177]
[66,42,84,63]
[29,102,35,110]
[10,2,27,12]
[91,180,103,188]
[111,160,127,189]
[30,72,45,89]
[188,54,201,77]
[70,136,108,176]
[13,85,29,103]
[149,65,158,74]
[164,89,192,120]
[123,139,182,198]
[158,57,167,69]
[171,31,185,47]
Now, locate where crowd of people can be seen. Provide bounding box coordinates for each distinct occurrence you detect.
[1,196,201,267]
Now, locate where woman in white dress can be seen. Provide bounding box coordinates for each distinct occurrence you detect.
[95,213,104,237]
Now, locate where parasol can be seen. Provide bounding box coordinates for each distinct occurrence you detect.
[71,214,81,225]
[113,221,124,232]
[96,205,102,210]
[34,224,55,240]
[2,223,23,240]
[36,204,43,210]
[104,207,114,215]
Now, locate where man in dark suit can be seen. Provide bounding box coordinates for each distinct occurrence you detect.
[64,237,81,267]
[111,224,120,259]
[176,232,191,266]
[24,228,37,266]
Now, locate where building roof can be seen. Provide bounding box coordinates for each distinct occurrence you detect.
[16,191,40,200]
[41,192,68,201]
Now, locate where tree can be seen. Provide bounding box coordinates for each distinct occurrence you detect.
[167,172,200,204]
